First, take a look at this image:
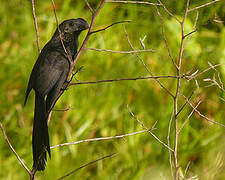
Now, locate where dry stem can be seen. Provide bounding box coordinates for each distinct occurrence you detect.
[31,0,41,54]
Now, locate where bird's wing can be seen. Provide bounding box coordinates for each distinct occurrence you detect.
[31,49,69,96]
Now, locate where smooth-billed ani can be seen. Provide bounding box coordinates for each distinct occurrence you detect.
[24,18,89,171]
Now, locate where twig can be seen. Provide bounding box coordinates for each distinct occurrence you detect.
[84,0,95,14]
[58,153,117,180]
[85,47,155,53]
[69,75,185,86]
[51,0,73,64]
[0,122,30,174]
[167,112,174,180]
[157,0,181,23]
[183,29,198,39]
[176,92,193,117]
[155,6,178,70]
[181,94,225,128]
[184,10,199,49]
[127,105,174,152]
[123,25,174,98]
[90,20,131,34]
[184,161,191,179]
[31,0,41,54]
[178,101,202,134]
[53,105,74,112]
[188,63,223,80]
[173,1,190,179]
[107,0,161,6]
[51,130,148,149]
[188,0,221,12]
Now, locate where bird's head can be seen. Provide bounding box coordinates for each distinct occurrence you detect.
[60,18,89,34]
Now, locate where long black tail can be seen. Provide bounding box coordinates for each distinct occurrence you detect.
[33,93,51,171]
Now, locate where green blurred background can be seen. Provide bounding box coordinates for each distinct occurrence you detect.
[0,0,225,179]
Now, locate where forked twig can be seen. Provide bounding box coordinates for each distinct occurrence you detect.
[181,93,225,128]
[127,105,174,152]
[155,6,178,70]
[178,101,202,134]
[123,25,174,98]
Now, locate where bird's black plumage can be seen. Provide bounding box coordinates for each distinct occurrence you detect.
[24,18,89,171]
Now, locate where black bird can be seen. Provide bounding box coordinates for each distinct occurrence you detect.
[24,18,89,171]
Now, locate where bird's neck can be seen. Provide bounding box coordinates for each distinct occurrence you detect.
[50,31,80,60]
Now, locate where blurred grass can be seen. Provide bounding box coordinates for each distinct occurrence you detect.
[0,0,225,179]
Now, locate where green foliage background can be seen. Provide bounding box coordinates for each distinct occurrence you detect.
[0,0,225,179]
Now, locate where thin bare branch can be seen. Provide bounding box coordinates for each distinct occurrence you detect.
[58,153,117,180]
[181,94,225,128]
[184,10,199,49]
[107,0,161,6]
[178,101,202,134]
[0,122,30,173]
[157,0,181,23]
[183,28,198,39]
[51,130,148,149]
[167,112,174,180]
[184,161,191,179]
[53,105,74,112]
[84,0,95,14]
[188,63,223,80]
[85,47,155,53]
[173,1,191,179]
[69,75,185,86]
[188,0,221,12]
[176,92,193,117]
[127,105,174,152]
[123,25,174,98]
[90,20,131,34]
[31,0,41,54]
[51,0,73,64]
[155,6,178,70]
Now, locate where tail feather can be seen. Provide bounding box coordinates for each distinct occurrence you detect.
[33,93,51,171]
